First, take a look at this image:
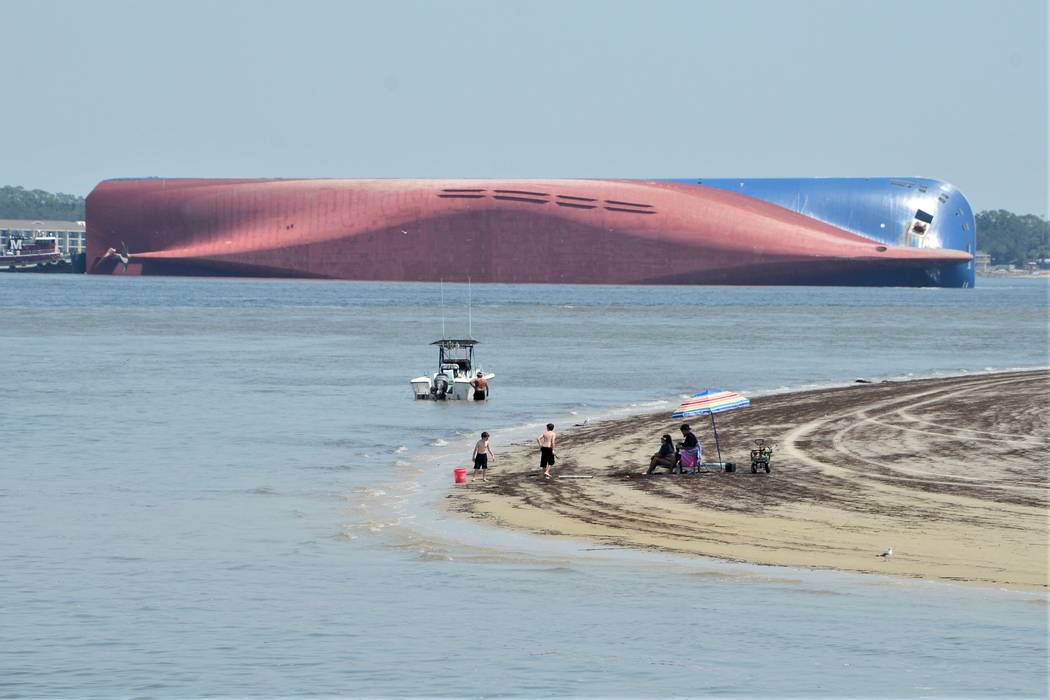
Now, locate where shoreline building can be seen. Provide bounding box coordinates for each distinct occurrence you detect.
[86,177,975,287]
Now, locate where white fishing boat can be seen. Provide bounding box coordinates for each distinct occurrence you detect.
[410,339,495,400]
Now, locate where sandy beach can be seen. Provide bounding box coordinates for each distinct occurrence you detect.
[448,370,1050,590]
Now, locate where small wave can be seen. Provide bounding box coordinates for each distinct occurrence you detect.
[361,517,409,533]
[777,586,848,597]
[323,438,360,448]
[633,400,668,408]
[417,549,454,562]
[307,463,354,472]
[394,459,412,467]
[396,445,408,453]
[537,566,578,574]
[683,570,803,586]
[430,438,448,447]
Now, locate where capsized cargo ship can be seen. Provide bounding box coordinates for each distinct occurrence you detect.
[86,177,976,287]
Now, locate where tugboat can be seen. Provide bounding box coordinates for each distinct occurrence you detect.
[410,339,495,400]
[0,234,63,271]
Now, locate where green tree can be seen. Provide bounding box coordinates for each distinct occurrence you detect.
[976,209,1049,266]
[0,185,85,221]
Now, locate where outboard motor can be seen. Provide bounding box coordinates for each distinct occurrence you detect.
[432,373,449,400]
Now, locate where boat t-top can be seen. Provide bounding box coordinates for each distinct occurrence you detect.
[410,338,495,400]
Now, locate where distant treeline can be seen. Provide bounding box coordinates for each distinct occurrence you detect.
[975,210,1049,266]
[0,185,1045,264]
[0,185,85,221]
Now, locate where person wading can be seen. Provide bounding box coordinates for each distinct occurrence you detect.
[470,371,489,401]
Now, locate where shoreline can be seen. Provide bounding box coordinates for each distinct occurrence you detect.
[446,370,1050,591]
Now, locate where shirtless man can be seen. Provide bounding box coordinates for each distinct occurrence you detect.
[470,371,489,401]
[471,431,494,481]
[537,423,557,480]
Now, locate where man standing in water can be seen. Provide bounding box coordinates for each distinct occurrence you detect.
[537,423,557,480]
[471,431,494,481]
[470,371,489,401]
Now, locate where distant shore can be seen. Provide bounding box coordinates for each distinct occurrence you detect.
[978,269,1050,278]
[447,370,1049,590]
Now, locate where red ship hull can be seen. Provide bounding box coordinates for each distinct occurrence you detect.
[86,178,971,285]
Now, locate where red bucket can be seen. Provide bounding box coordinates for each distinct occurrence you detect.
[453,467,468,484]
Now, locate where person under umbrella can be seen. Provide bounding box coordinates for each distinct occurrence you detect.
[670,389,750,470]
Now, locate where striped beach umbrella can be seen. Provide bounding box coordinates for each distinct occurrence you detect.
[671,390,750,468]
[672,389,750,418]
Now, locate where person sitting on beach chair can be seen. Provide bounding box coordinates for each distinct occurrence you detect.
[676,424,701,474]
[647,434,677,474]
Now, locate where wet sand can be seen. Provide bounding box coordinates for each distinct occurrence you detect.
[448,370,1050,590]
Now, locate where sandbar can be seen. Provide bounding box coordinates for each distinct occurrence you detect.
[447,370,1049,590]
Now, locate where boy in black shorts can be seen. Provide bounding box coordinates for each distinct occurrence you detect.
[472,431,494,481]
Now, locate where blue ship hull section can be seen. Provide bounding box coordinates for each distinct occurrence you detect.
[663,177,976,287]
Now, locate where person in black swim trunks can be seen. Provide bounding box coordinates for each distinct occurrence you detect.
[470,371,489,401]
[471,431,494,481]
[537,423,557,480]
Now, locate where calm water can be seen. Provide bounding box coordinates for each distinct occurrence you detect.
[1,275,1047,698]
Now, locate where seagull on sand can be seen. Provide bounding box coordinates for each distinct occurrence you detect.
[878,547,894,558]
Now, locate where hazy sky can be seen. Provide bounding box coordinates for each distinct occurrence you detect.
[3,0,1047,215]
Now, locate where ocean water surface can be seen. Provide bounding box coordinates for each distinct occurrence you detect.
[1,274,1047,698]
